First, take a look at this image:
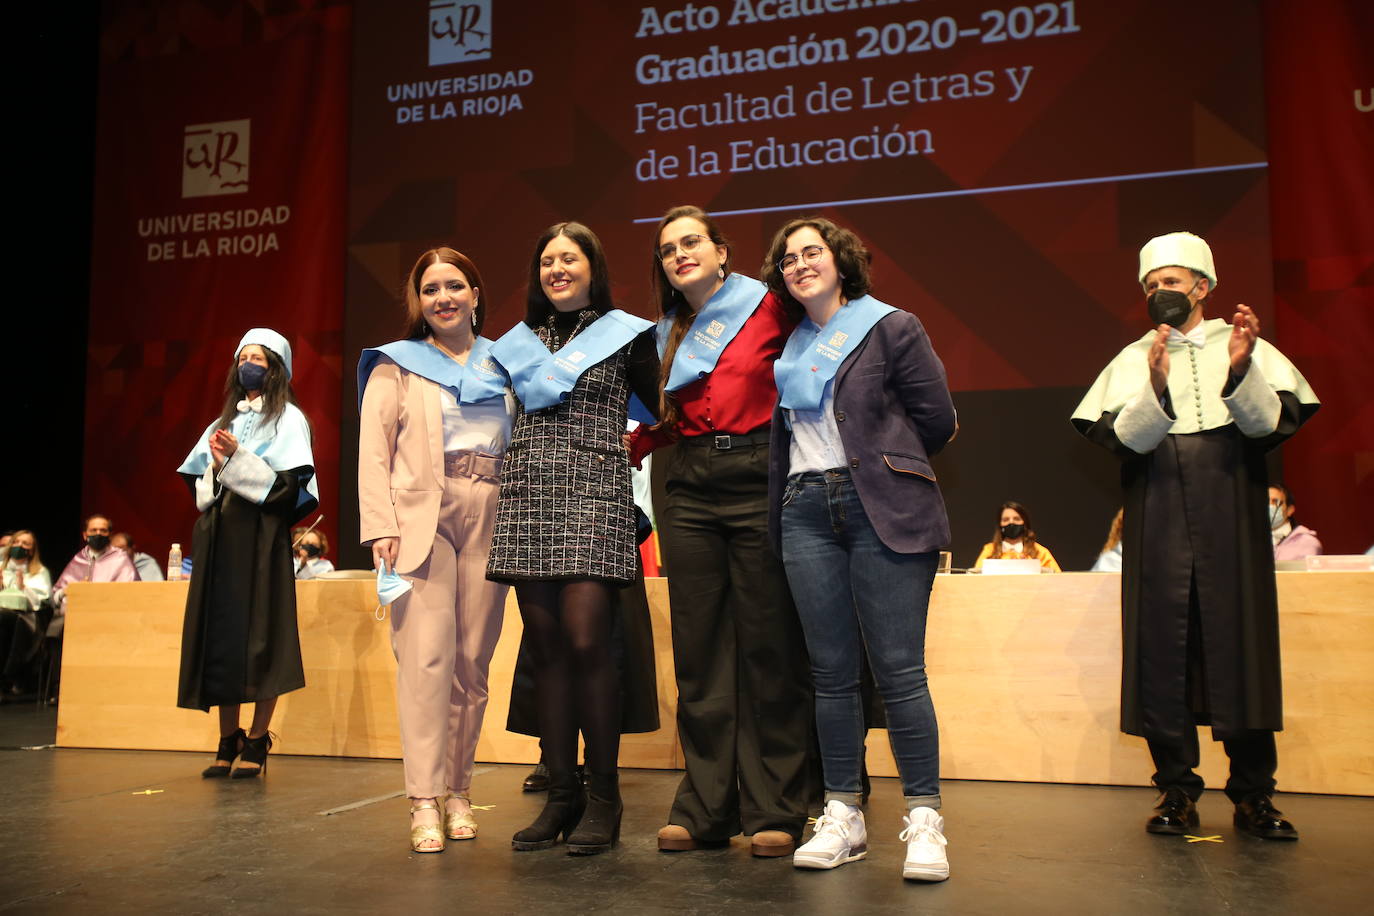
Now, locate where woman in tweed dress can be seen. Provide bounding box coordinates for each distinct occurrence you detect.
[487,222,660,855]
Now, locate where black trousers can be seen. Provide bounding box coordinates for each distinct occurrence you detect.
[658,438,819,840]
[1147,729,1278,804]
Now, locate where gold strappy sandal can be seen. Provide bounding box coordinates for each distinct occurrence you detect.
[446,793,478,841]
[410,798,445,853]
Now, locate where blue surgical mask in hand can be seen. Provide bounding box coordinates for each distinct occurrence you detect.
[376,560,413,606]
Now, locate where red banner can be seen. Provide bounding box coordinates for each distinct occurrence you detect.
[86,1,350,562]
[1265,0,1374,554]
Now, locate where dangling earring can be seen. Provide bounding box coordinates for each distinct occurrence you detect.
[717,266,725,279]
[471,311,478,329]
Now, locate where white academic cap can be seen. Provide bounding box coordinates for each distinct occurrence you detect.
[237,328,293,379]
[1138,232,1218,290]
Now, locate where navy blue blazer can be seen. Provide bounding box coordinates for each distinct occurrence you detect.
[768,309,957,555]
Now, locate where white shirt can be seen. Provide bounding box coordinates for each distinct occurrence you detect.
[787,379,847,475]
[438,388,514,457]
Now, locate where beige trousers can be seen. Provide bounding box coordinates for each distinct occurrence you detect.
[391,473,508,799]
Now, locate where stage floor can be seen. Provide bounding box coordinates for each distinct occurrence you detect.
[3,704,1371,915]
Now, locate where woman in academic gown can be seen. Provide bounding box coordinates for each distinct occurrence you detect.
[358,247,514,853]
[630,204,816,858]
[486,221,660,855]
[176,328,318,778]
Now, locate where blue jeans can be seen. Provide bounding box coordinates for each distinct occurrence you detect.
[780,470,940,806]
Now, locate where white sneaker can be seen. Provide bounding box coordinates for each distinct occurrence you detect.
[793,800,867,870]
[900,807,949,881]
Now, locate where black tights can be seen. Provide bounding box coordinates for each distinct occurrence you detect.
[515,579,620,776]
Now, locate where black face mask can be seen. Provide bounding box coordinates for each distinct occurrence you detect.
[1000,523,1026,540]
[1146,278,1200,329]
[301,544,322,559]
[8,546,29,560]
[87,534,111,552]
[238,362,269,391]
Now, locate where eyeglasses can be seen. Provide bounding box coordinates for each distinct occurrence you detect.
[777,245,828,275]
[658,234,708,261]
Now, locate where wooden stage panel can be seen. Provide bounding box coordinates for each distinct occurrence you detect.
[57,573,1373,795]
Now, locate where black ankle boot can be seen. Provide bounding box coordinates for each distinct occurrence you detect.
[512,771,586,851]
[202,728,245,778]
[567,771,622,855]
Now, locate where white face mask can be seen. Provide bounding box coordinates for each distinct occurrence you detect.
[1269,504,1286,529]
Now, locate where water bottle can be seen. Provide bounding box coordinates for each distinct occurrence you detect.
[168,543,183,581]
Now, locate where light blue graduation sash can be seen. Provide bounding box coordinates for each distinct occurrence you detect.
[490,309,653,411]
[657,274,768,391]
[356,337,508,411]
[774,296,898,410]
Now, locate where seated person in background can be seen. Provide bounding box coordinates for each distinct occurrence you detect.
[0,530,53,696]
[52,514,137,636]
[110,532,164,581]
[1269,485,1322,562]
[292,527,335,580]
[1,530,52,610]
[1092,509,1125,572]
[973,501,1061,571]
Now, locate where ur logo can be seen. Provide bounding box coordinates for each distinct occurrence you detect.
[182,120,249,198]
[429,0,491,66]
[706,320,726,338]
[828,330,849,348]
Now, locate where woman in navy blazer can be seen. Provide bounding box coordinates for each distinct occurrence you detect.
[763,217,957,883]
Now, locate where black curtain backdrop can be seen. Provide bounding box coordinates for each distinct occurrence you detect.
[7,8,96,571]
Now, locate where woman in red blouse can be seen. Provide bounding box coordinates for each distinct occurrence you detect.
[633,205,817,857]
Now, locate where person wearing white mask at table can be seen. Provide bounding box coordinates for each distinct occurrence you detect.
[1268,484,1322,562]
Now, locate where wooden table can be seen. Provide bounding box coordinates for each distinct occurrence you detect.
[57,572,1373,795]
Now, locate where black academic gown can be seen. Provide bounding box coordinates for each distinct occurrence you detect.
[1074,391,1313,740]
[176,470,306,711]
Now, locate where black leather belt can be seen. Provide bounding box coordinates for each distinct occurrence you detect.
[681,429,771,450]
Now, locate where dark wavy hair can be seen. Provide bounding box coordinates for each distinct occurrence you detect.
[649,205,732,432]
[214,342,303,436]
[402,247,488,338]
[990,500,1041,559]
[761,216,873,320]
[524,222,613,326]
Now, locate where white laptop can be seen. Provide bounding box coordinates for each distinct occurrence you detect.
[979,558,1043,576]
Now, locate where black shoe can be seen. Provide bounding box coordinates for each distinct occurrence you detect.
[202,728,246,778]
[1234,794,1299,840]
[512,771,586,851]
[1146,786,1199,834]
[231,732,272,778]
[523,762,550,793]
[567,772,623,856]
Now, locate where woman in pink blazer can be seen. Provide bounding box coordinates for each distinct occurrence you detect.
[358,247,513,853]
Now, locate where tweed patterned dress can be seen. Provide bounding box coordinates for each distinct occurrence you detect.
[486,311,638,585]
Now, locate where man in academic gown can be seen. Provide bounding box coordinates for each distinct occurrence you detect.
[1072,232,1319,840]
[52,514,137,636]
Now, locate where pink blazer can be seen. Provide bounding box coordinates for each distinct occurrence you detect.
[358,358,446,575]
